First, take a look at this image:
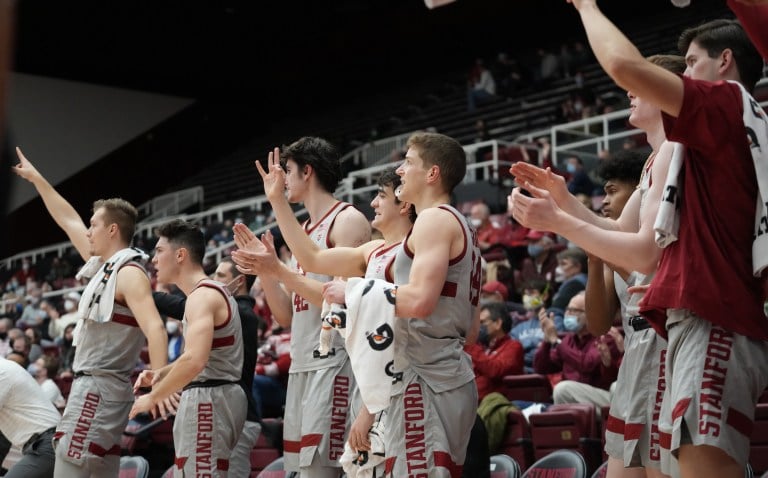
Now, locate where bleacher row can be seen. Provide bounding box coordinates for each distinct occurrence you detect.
[171,1,731,210]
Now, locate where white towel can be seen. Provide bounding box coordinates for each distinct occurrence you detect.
[653,82,768,276]
[319,277,397,414]
[77,247,149,323]
[339,414,387,478]
[653,142,683,248]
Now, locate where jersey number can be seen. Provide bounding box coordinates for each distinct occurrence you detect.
[294,294,309,312]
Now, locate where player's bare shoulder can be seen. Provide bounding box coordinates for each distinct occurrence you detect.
[330,205,372,247]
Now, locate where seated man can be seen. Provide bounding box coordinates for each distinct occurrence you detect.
[533,291,620,408]
[510,279,561,373]
[465,302,524,403]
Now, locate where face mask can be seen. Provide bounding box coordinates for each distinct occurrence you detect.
[166,321,179,335]
[64,300,77,311]
[27,363,38,377]
[563,315,581,332]
[566,163,577,174]
[477,324,489,346]
[522,294,543,311]
[555,266,566,283]
[470,218,483,228]
[527,244,544,259]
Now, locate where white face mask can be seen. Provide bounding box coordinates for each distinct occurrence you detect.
[64,300,76,312]
[555,266,566,283]
[470,218,483,228]
[166,321,179,335]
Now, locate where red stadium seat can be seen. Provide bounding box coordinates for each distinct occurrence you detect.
[529,403,602,475]
[521,449,588,478]
[499,408,534,472]
[501,374,553,403]
[749,404,768,474]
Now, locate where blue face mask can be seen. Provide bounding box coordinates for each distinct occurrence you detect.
[477,324,489,345]
[563,315,581,332]
[566,163,577,174]
[27,363,38,377]
[527,244,544,259]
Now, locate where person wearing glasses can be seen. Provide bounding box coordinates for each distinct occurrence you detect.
[533,291,620,408]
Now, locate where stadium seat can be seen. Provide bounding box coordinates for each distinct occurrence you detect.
[499,408,534,471]
[746,462,753,478]
[521,449,588,478]
[590,460,608,478]
[501,374,553,403]
[750,404,768,475]
[255,456,298,478]
[490,453,522,478]
[118,455,150,478]
[529,403,602,475]
[250,427,282,475]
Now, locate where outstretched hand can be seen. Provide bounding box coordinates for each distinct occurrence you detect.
[508,184,563,233]
[12,147,43,184]
[509,162,569,206]
[231,227,281,276]
[255,147,287,201]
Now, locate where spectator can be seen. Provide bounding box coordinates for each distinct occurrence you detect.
[45,257,72,287]
[564,156,597,197]
[23,327,45,363]
[481,280,509,305]
[57,323,76,378]
[534,47,561,87]
[46,292,80,341]
[470,202,510,251]
[12,259,35,289]
[467,59,497,111]
[510,279,563,371]
[550,247,588,313]
[253,326,291,418]
[465,302,524,402]
[28,355,66,409]
[492,51,525,96]
[165,318,184,362]
[515,230,559,296]
[533,292,619,407]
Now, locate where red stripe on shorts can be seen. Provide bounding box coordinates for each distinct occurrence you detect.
[726,407,754,437]
[624,423,644,440]
[605,414,625,435]
[88,443,120,457]
[283,433,323,453]
[175,456,188,469]
[434,451,463,478]
[659,431,672,450]
[671,397,691,421]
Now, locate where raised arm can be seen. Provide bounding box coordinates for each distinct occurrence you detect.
[569,0,683,118]
[12,147,91,260]
[118,267,168,370]
[252,151,371,277]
